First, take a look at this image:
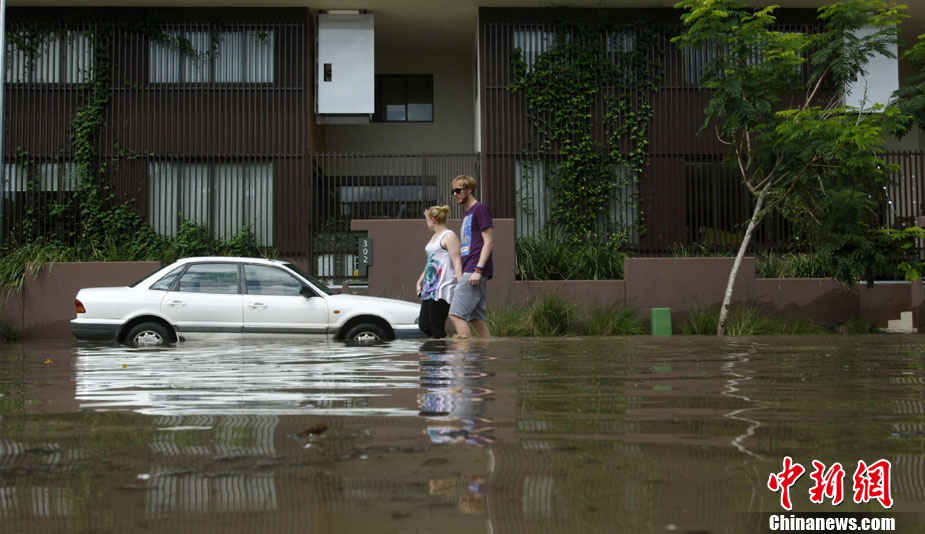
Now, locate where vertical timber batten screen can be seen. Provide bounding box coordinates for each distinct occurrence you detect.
[310,152,479,284]
[479,10,893,255]
[2,10,309,256]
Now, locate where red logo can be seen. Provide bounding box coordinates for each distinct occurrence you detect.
[768,458,892,510]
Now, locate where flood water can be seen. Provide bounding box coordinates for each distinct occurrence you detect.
[0,335,923,533]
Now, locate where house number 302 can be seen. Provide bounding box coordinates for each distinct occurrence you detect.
[358,238,373,276]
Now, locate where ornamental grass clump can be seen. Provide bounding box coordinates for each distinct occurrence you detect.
[586,304,646,336]
[528,295,580,336]
[486,302,533,337]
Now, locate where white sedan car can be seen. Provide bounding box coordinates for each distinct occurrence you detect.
[70,257,424,345]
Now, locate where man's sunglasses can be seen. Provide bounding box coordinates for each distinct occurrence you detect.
[452,188,466,195]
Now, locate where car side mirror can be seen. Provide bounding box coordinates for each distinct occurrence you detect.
[299,286,316,298]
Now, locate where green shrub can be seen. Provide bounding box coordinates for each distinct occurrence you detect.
[681,303,828,335]
[516,231,627,280]
[680,304,718,335]
[832,318,882,334]
[0,222,268,289]
[586,304,646,335]
[528,295,580,336]
[725,305,778,336]
[756,251,835,278]
[0,323,21,342]
[486,302,532,337]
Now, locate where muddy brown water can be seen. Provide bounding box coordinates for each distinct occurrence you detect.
[0,336,922,533]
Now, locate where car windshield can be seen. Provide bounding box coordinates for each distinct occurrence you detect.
[283,263,334,296]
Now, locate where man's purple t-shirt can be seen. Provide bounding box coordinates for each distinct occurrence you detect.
[459,201,493,278]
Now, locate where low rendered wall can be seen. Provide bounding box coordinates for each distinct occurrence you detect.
[2,262,162,340]
[353,218,918,329]
[0,236,917,339]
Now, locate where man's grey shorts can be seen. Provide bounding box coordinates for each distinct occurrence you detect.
[449,273,488,321]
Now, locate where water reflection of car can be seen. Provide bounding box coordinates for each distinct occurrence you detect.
[70,256,423,345]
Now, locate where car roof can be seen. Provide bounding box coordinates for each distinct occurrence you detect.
[174,256,288,266]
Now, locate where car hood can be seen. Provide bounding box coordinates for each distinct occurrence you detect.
[327,293,420,318]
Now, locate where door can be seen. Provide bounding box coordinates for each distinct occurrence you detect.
[161,262,244,341]
[242,264,329,338]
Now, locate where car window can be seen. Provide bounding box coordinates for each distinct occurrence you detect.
[244,264,307,296]
[150,265,186,291]
[176,263,240,294]
[282,262,333,296]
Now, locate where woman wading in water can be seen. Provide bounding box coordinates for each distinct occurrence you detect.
[416,205,463,338]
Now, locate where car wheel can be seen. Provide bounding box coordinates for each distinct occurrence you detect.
[126,322,172,346]
[344,322,388,342]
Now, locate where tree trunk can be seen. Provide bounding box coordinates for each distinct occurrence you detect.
[717,186,768,335]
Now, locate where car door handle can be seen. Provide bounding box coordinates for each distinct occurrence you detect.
[167,300,186,307]
[248,302,267,310]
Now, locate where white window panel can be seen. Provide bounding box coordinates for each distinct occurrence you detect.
[64,32,94,83]
[148,161,274,246]
[214,32,244,83]
[152,29,274,84]
[2,163,76,192]
[845,26,899,111]
[148,162,179,237]
[513,29,555,72]
[515,159,553,239]
[244,31,274,83]
[149,31,211,83]
[5,33,93,83]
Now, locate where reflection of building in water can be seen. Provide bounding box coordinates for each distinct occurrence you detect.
[147,471,277,517]
[150,415,278,457]
[146,415,280,516]
[892,374,925,506]
[0,439,82,520]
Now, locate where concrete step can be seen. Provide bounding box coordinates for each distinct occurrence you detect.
[886,311,918,333]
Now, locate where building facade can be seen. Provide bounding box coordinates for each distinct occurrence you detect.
[3,1,924,280]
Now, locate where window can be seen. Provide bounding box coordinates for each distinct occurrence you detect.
[148,161,274,246]
[177,263,240,294]
[2,162,77,193]
[515,159,639,243]
[5,32,93,83]
[374,75,433,122]
[244,264,304,296]
[513,29,555,73]
[150,265,186,291]
[149,30,275,83]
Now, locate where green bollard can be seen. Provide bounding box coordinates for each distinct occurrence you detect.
[651,307,672,336]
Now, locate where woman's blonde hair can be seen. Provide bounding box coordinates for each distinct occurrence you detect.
[424,205,450,223]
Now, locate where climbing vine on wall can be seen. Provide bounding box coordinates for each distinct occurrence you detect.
[5,17,237,258]
[508,16,667,241]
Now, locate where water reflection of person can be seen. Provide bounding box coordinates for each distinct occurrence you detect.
[417,339,495,446]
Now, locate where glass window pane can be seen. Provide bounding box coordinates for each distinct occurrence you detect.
[177,263,240,294]
[149,33,181,83]
[380,77,406,121]
[151,265,186,291]
[181,164,211,228]
[65,32,93,83]
[182,31,211,83]
[215,31,244,83]
[407,103,432,121]
[148,162,178,237]
[244,265,302,296]
[245,30,274,83]
[386,104,406,121]
[244,163,274,247]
